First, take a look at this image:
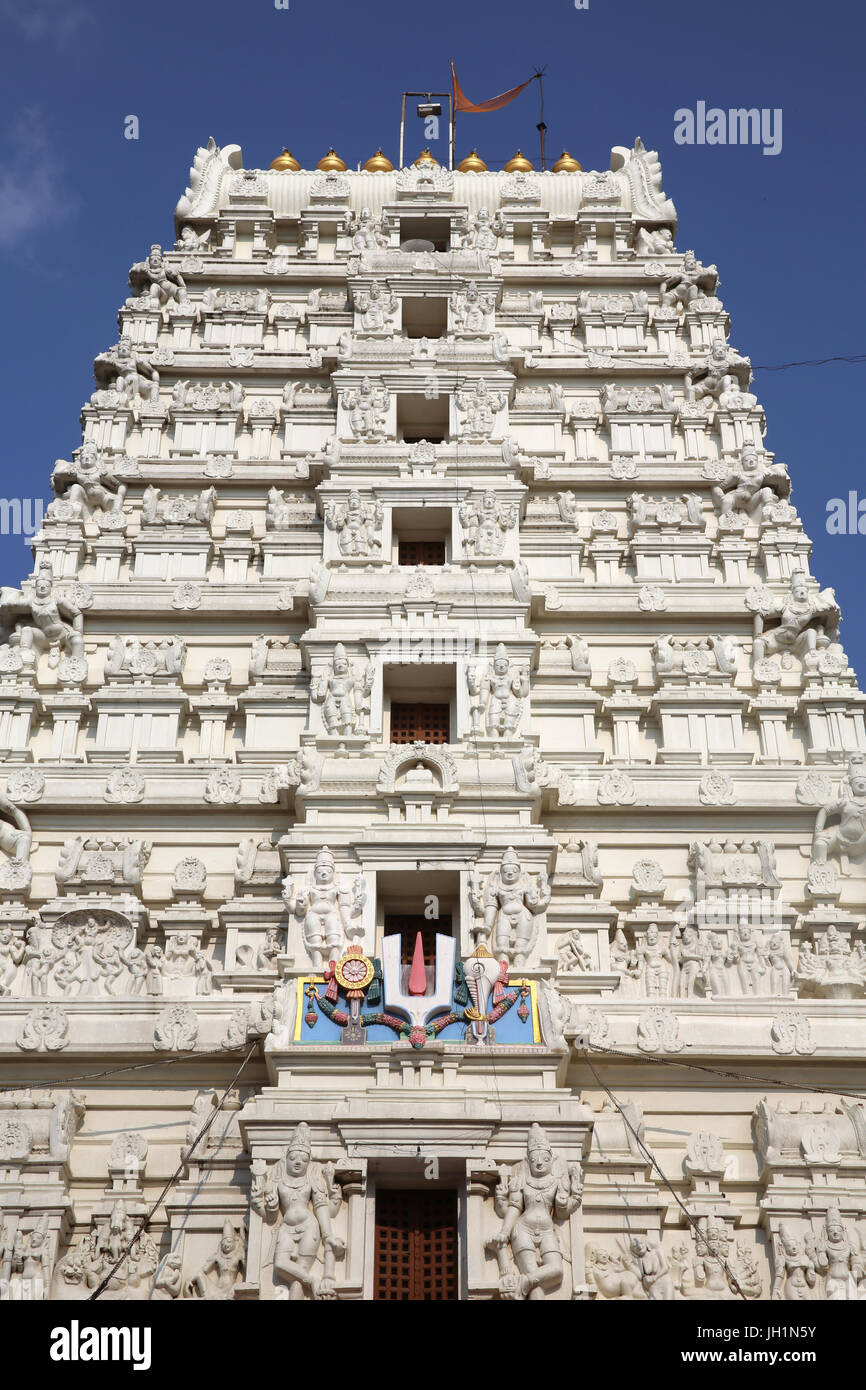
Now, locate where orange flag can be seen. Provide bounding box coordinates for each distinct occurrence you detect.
[450,60,536,114]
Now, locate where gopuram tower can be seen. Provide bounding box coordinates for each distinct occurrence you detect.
[0,136,864,1303]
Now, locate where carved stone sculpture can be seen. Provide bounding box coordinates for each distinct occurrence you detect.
[1,562,85,670]
[324,491,383,557]
[458,491,517,558]
[710,443,790,521]
[311,644,374,737]
[250,1123,344,1300]
[482,847,550,965]
[811,757,866,869]
[486,1124,582,1300]
[282,846,365,969]
[748,571,840,668]
[186,1220,245,1299]
[468,643,528,738]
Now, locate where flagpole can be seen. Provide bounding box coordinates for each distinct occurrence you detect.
[535,69,547,171]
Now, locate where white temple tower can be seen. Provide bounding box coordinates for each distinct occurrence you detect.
[0,136,865,1303]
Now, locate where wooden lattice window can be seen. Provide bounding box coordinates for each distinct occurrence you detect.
[389,701,450,744]
[384,914,453,966]
[398,538,446,566]
[373,1188,459,1301]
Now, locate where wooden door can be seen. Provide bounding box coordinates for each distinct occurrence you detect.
[373,1188,459,1300]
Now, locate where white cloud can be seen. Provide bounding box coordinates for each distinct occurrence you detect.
[0,108,74,250]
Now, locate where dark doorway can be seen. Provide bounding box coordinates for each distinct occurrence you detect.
[373,1188,459,1300]
[384,913,453,967]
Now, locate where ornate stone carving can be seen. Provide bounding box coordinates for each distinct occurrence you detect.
[467,644,528,738]
[597,770,636,805]
[5,768,44,804]
[486,1124,583,1300]
[324,491,383,557]
[203,768,241,805]
[311,645,374,737]
[770,1009,816,1056]
[747,571,840,669]
[153,1003,198,1051]
[637,1006,684,1052]
[455,378,505,438]
[282,846,365,969]
[18,1004,68,1051]
[699,769,737,806]
[479,847,550,966]
[186,1221,245,1300]
[458,490,517,557]
[0,562,85,670]
[250,1123,345,1300]
[810,756,866,870]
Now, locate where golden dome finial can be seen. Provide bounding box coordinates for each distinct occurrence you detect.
[413,148,440,167]
[552,150,582,172]
[457,149,488,173]
[270,148,301,172]
[363,149,394,173]
[316,148,348,172]
[504,149,534,173]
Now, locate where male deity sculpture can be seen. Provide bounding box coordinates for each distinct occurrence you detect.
[659,249,718,308]
[93,335,159,404]
[1,562,85,670]
[344,377,388,438]
[811,757,866,870]
[710,443,790,521]
[282,846,366,969]
[354,280,398,333]
[459,491,517,558]
[186,1220,245,1300]
[482,846,550,965]
[311,643,374,737]
[50,442,128,520]
[459,206,505,253]
[750,571,841,667]
[487,1123,583,1300]
[250,1123,345,1300]
[451,281,496,334]
[685,339,750,402]
[637,922,674,996]
[468,643,529,739]
[324,491,383,557]
[346,206,388,252]
[771,1225,818,1300]
[0,1216,51,1300]
[456,378,505,438]
[128,243,188,305]
[814,1206,866,1299]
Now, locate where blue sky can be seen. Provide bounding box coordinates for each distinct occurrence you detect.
[1,0,864,671]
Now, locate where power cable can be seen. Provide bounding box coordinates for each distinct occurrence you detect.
[580,1047,748,1299]
[88,1040,258,1301]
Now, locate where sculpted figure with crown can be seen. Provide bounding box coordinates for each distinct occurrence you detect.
[251,1123,345,1300]
[487,1124,583,1300]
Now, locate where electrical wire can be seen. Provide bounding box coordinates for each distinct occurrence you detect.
[580,1039,866,1102]
[0,1041,258,1095]
[87,1040,258,1301]
[580,1047,748,1299]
